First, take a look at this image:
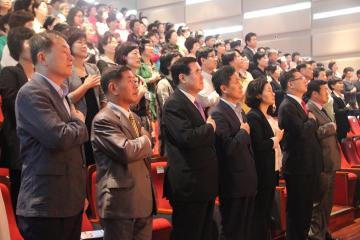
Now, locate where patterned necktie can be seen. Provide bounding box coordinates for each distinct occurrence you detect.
[128,113,140,138]
[194,100,206,121]
[301,100,308,114]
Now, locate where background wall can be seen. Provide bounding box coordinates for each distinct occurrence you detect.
[104,0,360,70]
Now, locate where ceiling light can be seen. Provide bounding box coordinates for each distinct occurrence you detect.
[203,25,243,36]
[313,6,360,20]
[186,0,211,5]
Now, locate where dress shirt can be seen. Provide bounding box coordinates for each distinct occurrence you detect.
[220,98,243,123]
[197,71,220,108]
[108,102,130,118]
[179,88,196,106]
[287,94,303,106]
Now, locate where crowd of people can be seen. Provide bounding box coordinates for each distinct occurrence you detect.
[0,0,360,239]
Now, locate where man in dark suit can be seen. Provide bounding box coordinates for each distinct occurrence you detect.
[15,31,89,240]
[162,57,218,240]
[242,32,257,72]
[211,65,257,240]
[278,69,323,240]
[91,66,155,240]
[305,80,341,240]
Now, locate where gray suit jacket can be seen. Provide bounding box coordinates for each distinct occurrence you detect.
[15,73,89,218]
[66,63,106,116]
[91,103,155,219]
[307,100,341,172]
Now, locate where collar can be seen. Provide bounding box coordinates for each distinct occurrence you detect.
[247,46,256,54]
[309,99,323,110]
[179,88,196,104]
[287,93,303,106]
[35,72,68,98]
[202,70,212,81]
[108,102,130,118]
[333,91,344,99]
[221,98,241,110]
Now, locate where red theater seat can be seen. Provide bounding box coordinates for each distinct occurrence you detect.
[0,168,9,177]
[341,139,360,166]
[347,116,360,138]
[151,161,172,214]
[0,182,23,240]
[334,172,357,206]
[86,165,98,222]
[152,218,172,240]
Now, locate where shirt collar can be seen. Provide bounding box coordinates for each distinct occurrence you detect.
[179,88,196,104]
[202,70,212,81]
[309,99,323,110]
[108,102,130,118]
[35,72,68,98]
[221,98,241,110]
[333,91,344,99]
[287,93,303,106]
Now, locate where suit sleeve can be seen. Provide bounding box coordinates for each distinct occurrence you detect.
[91,116,151,164]
[316,122,337,140]
[163,100,214,149]
[15,88,88,150]
[0,68,19,123]
[247,114,274,151]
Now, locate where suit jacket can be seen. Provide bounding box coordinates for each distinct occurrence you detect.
[66,63,106,116]
[211,100,257,198]
[306,100,340,172]
[15,73,88,218]
[270,78,284,117]
[91,103,155,219]
[0,64,28,169]
[343,80,357,109]
[242,46,255,71]
[246,108,276,189]
[331,92,351,140]
[278,96,322,175]
[251,66,267,80]
[162,88,218,201]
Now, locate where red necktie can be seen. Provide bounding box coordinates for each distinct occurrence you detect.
[194,100,206,121]
[301,100,308,114]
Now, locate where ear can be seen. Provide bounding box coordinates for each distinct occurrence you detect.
[37,51,47,66]
[220,84,227,95]
[178,73,186,84]
[108,81,119,96]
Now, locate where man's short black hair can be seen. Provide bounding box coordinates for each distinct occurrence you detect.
[101,65,132,94]
[212,65,236,96]
[245,32,256,45]
[196,46,214,66]
[280,68,298,92]
[29,31,66,65]
[8,10,34,29]
[303,80,327,102]
[313,67,326,79]
[170,57,197,86]
[357,69,360,76]
[328,78,342,91]
[221,51,237,66]
[296,62,309,72]
[205,35,215,42]
[8,27,34,61]
[230,39,241,49]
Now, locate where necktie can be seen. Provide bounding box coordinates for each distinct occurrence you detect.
[321,108,331,121]
[128,113,140,138]
[301,100,308,114]
[194,100,206,121]
[234,105,244,123]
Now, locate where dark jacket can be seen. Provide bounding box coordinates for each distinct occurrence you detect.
[211,100,257,198]
[331,92,351,141]
[242,46,255,71]
[162,88,218,201]
[251,66,267,80]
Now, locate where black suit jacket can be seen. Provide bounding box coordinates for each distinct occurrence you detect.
[247,108,276,188]
[270,78,284,117]
[242,46,255,71]
[251,66,267,80]
[162,88,218,201]
[278,96,322,175]
[331,92,351,140]
[0,64,28,169]
[211,100,257,198]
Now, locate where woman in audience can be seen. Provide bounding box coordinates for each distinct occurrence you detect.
[95,7,109,37]
[251,51,269,79]
[32,0,48,33]
[342,67,357,109]
[97,31,117,73]
[115,43,149,134]
[0,26,34,211]
[66,7,84,28]
[246,77,283,240]
[65,28,106,165]
[162,29,178,53]
[83,22,99,63]
[266,63,283,117]
[238,52,254,91]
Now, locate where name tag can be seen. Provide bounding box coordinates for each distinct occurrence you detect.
[156,166,165,174]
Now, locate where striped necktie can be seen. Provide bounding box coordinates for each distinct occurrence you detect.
[128,113,140,138]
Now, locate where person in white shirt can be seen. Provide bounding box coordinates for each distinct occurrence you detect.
[195,46,219,110]
[32,0,48,33]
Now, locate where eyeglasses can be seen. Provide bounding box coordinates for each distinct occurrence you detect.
[289,76,306,82]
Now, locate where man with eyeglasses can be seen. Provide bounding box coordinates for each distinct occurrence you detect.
[278,69,323,240]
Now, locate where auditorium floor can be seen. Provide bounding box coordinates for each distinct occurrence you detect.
[333,218,360,240]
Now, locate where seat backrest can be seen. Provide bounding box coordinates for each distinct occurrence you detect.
[0,168,9,177]
[0,183,23,240]
[338,143,352,168]
[150,162,171,210]
[86,165,97,220]
[341,139,360,166]
[349,116,360,136]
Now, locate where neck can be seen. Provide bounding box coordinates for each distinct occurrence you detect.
[111,99,130,111]
[36,15,45,24]
[178,85,197,98]
[259,102,269,116]
[203,67,213,75]
[311,98,324,107]
[73,57,85,69]
[222,95,240,105]
[142,55,151,64]
[37,68,65,86]
[258,65,264,71]
[0,8,8,16]
[272,75,279,82]
[334,90,342,95]
[104,52,114,62]
[19,58,34,79]
[288,91,303,99]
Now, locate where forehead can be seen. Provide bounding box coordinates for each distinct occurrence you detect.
[189,61,200,70]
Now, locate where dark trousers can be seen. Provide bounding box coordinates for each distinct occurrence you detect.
[252,186,276,240]
[284,174,317,240]
[170,199,217,240]
[101,216,152,240]
[17,211,83,240]
[9,169,21,213]
[309,171,336,240]
[219,196,255,240]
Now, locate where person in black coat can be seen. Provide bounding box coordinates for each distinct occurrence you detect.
[266,63,284,117]
[0,26,34,211]
[278,69,323,240]
[162,57,218,240]
[211,65,257,240]
[246,77,284,240]
[251,51,269,80]
[242,32,257,71]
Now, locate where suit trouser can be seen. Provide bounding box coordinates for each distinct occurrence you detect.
[219,196,255,240]
[308,171,336,240]
[17,211,82,240]
[9,169,21,214]
[101,215,152,240]
[170,199,216,240]
[284,174,317,240]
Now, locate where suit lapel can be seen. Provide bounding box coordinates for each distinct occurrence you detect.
[175,89,205,123]
[219,100,241,130]
[307,101,330,122]
[107,103,138,139]
[252,108,274,137]
[285,96,307,118]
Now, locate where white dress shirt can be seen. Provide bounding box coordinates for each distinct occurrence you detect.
[1,45,17,67]
[197,71,220,108]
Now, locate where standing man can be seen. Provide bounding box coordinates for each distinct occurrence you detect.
[278,69,323,240]
[15,31,88,240]
[162,57,218,240]
[211,65,257,239]
[242,32,257,71]
[91,66,155,240]
[305,80,340,240]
